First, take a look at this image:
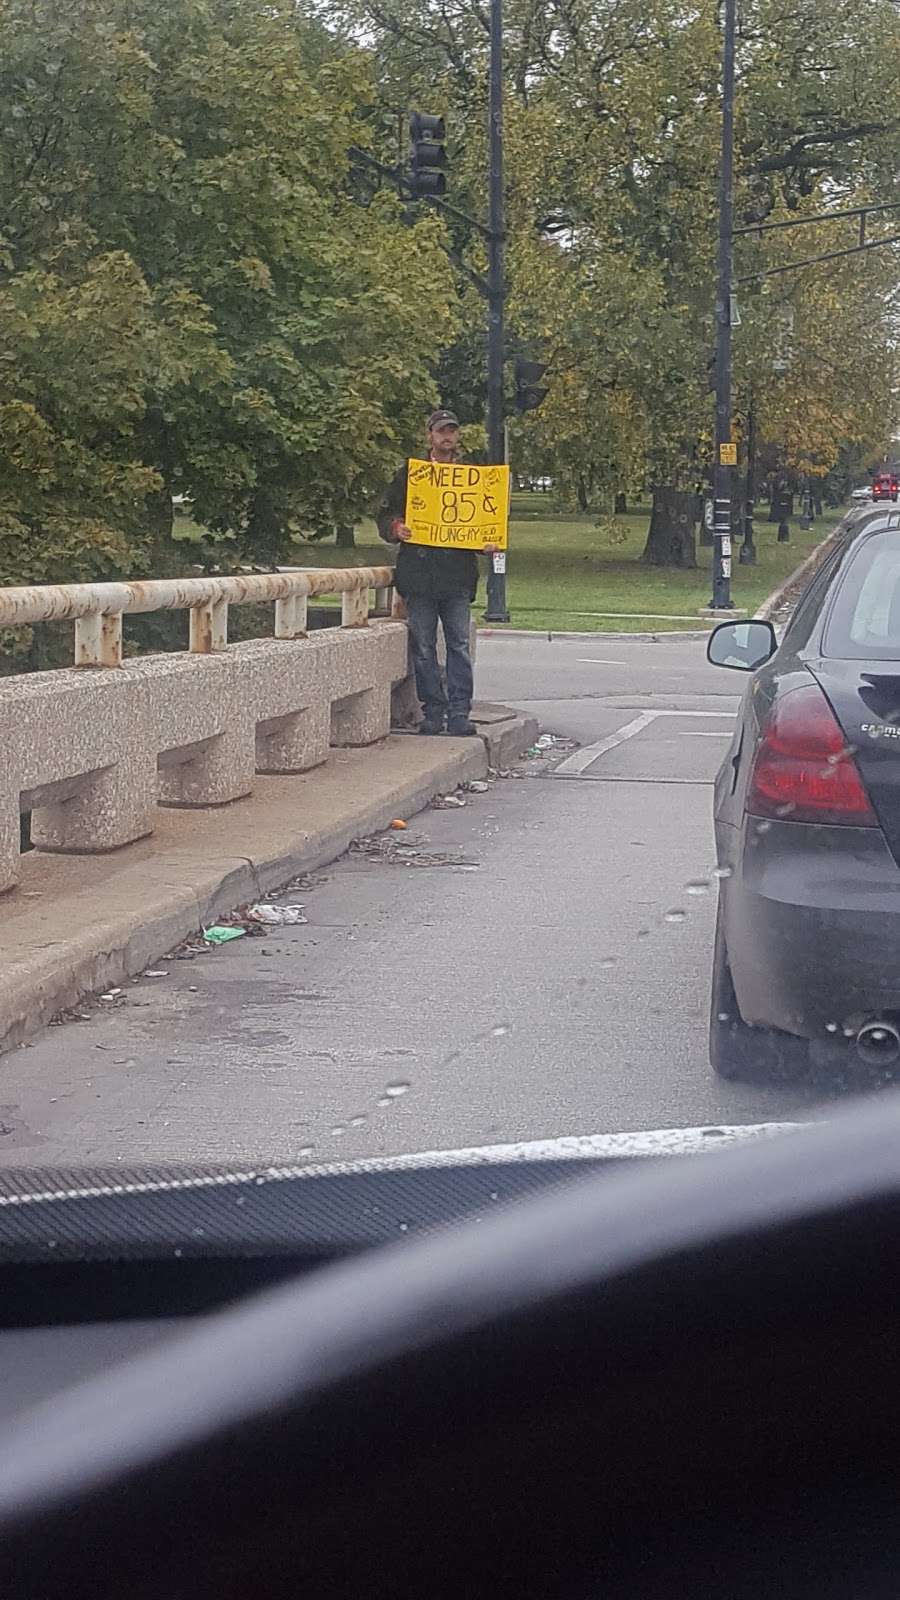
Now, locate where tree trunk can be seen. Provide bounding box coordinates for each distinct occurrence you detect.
[698,480,714,547]
[335,523,356,548]
[246,488,282,565]
[576,475,589,512]
[739,393,757,563]
[614,491,627,514]
[145,485,174,544]
[641,486,697,567]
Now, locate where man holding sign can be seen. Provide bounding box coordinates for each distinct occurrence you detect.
[376,409,508,737]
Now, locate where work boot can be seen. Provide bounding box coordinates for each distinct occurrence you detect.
[446,716,477,737]
[419,716,445,736]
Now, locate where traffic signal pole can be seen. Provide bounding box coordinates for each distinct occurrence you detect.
[710,0,736,610]
[484,0,510,622]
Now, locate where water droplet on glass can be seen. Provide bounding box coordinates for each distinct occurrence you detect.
[350,1115,366,1128]
[491,1025,509,1038]
[331,1124,345,1136]
[398,1222,409,1233]
[377,1096,392,1108]
[599,956,616,969]
[174,1248,183,1259]
[192,1226,205,1238]
[234,1194,246,1206]
[755,820,772,835]
[717,1011,731,1023]
[685,880,710,897]
[297,1145,314,1158]
[384,1081,410,1099]
[489,1191,499,1201]
[826,1022,838,1034]
[254,1175,266,1185]
[45,1239,57,1250]
[713,865,733,880]
[664,909,687,924]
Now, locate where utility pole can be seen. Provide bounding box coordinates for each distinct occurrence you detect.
[484,0,509,622]
[711,0,736,609]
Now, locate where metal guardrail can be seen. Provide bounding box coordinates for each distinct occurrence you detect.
[0,567,395,668]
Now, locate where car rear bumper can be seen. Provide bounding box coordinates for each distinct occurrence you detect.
[718,816,900,1038]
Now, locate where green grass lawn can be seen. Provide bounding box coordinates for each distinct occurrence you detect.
[287,496,845,633]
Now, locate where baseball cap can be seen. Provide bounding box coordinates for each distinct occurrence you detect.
[427,408,460,429]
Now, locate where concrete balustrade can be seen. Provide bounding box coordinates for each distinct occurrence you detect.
[0,567,409,893]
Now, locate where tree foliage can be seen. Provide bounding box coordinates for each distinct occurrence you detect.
[328,0,900,548]
[0,0,458,596]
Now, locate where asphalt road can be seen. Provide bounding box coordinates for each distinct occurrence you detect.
[0,631,878,1171]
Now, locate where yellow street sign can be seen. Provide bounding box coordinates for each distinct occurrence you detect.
[405,459,510,550]
[719,442,738,466]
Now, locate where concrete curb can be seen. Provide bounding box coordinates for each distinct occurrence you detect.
[0,711,535,1056]
[756,509,858,621]
[478,627,713,643]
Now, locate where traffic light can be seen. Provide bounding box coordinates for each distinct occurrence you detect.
[514,356,548,413]
[408,113,447,198]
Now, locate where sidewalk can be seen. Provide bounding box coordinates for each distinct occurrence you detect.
[0,707,536,1055]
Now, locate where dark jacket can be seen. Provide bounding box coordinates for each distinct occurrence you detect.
[376,460,479,603]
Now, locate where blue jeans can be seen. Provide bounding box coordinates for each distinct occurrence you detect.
[405,594,474,723]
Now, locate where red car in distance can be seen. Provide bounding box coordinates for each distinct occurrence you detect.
[872,471,898,502]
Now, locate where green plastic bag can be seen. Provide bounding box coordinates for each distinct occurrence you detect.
[203,925,246,945]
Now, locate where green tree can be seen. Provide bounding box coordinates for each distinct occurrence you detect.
[329,0,900,559]
[0,0,459,600]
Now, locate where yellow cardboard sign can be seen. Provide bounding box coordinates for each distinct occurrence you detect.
[719,442,738,466]
[404,459,510,550]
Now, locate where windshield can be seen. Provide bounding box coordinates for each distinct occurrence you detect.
[0,0,899,1208]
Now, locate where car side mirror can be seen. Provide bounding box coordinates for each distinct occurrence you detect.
[707,619,777,672]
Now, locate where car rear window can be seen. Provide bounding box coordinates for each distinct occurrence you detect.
[822,529,900,660]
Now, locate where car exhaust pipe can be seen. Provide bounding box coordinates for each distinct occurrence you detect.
[856,1020,900,1068]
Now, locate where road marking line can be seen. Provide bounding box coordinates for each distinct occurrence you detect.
[554,707,736,776]
[554,711,658,774]
[681,730,734,737]
[329,1123,809,1172]
[576,658,628,666]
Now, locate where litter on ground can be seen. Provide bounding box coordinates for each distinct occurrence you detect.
[247,904,307,926]
[203,926,246,945]
[350,835,479,870]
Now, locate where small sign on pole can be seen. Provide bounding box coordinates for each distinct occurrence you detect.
[719,442,738,466]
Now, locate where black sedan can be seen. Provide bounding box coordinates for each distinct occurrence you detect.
[707,505,900,1079]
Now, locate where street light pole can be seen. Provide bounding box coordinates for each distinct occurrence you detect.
[711,0,736,609]
[484,0,509,622]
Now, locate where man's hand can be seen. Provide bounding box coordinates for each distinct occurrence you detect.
[392,520,414,542]
[483,542,500,556]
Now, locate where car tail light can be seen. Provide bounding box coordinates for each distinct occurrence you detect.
[748,683,877,826]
